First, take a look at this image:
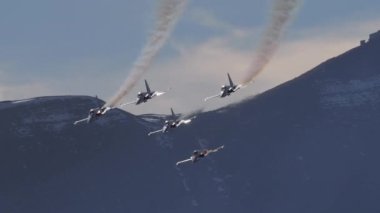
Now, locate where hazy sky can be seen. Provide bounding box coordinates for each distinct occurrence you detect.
[1,0,380,115]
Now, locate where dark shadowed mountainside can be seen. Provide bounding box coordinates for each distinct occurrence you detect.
[1,30,380,212]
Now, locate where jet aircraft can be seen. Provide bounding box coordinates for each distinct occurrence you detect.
[176,145,224,166]
[148,108,194,136]
[204,73,242,101]
[73,106,112,125]
[120,80,168,107]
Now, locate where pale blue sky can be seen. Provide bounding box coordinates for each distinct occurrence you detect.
[1,0,380,114]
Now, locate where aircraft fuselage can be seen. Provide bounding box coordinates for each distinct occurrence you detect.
[220,85,238,97]
[191,150,207,162]
[163,120,179,132]
[87,107,109,123]
[136,91,155,105]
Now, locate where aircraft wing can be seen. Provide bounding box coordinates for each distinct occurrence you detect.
[205,145,224,156]
[212,145,224,152]
[147,129,163,136]
[234,83,248,91]
[153,91,166,97]
[177,117,195,127]
[204,94,220,102]
[176,158,193,166]
[73,117,89,125]
[153,87,171,97]
[119,100,137,108]
[101,107,112,115]
[234,84,243,92]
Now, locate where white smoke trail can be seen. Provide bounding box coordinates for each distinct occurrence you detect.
[241,0,301,85]
[106,0,188,107]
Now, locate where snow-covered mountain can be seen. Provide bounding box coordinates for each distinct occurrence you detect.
[2,30,380,213]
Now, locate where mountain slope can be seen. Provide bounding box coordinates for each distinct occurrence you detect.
[170,30,380,213]
[0,96,147,194]
[1,31,380,213]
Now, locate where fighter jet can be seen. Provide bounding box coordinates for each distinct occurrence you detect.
[176,145,224,166]
[148,108,195,136]
[204,73,242,101]
[120,80,168,107]
[73,106,112,125]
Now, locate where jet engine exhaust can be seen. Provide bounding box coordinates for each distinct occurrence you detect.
[241,0,301,85]
[105,0,188,108]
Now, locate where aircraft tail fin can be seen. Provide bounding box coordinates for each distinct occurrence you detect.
[145,80,151,93]
[227,73,234,86]
[170,107,176,117]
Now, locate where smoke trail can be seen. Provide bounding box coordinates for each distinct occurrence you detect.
[241,0,301,85]
[106,0,188,107]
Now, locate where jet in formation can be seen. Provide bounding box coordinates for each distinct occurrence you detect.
[176,145,224,166]
[204,73,242,101]
[120,80,168,107]
[73,80,168,125]
[73,106,112,125]
[148,108,195,136]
